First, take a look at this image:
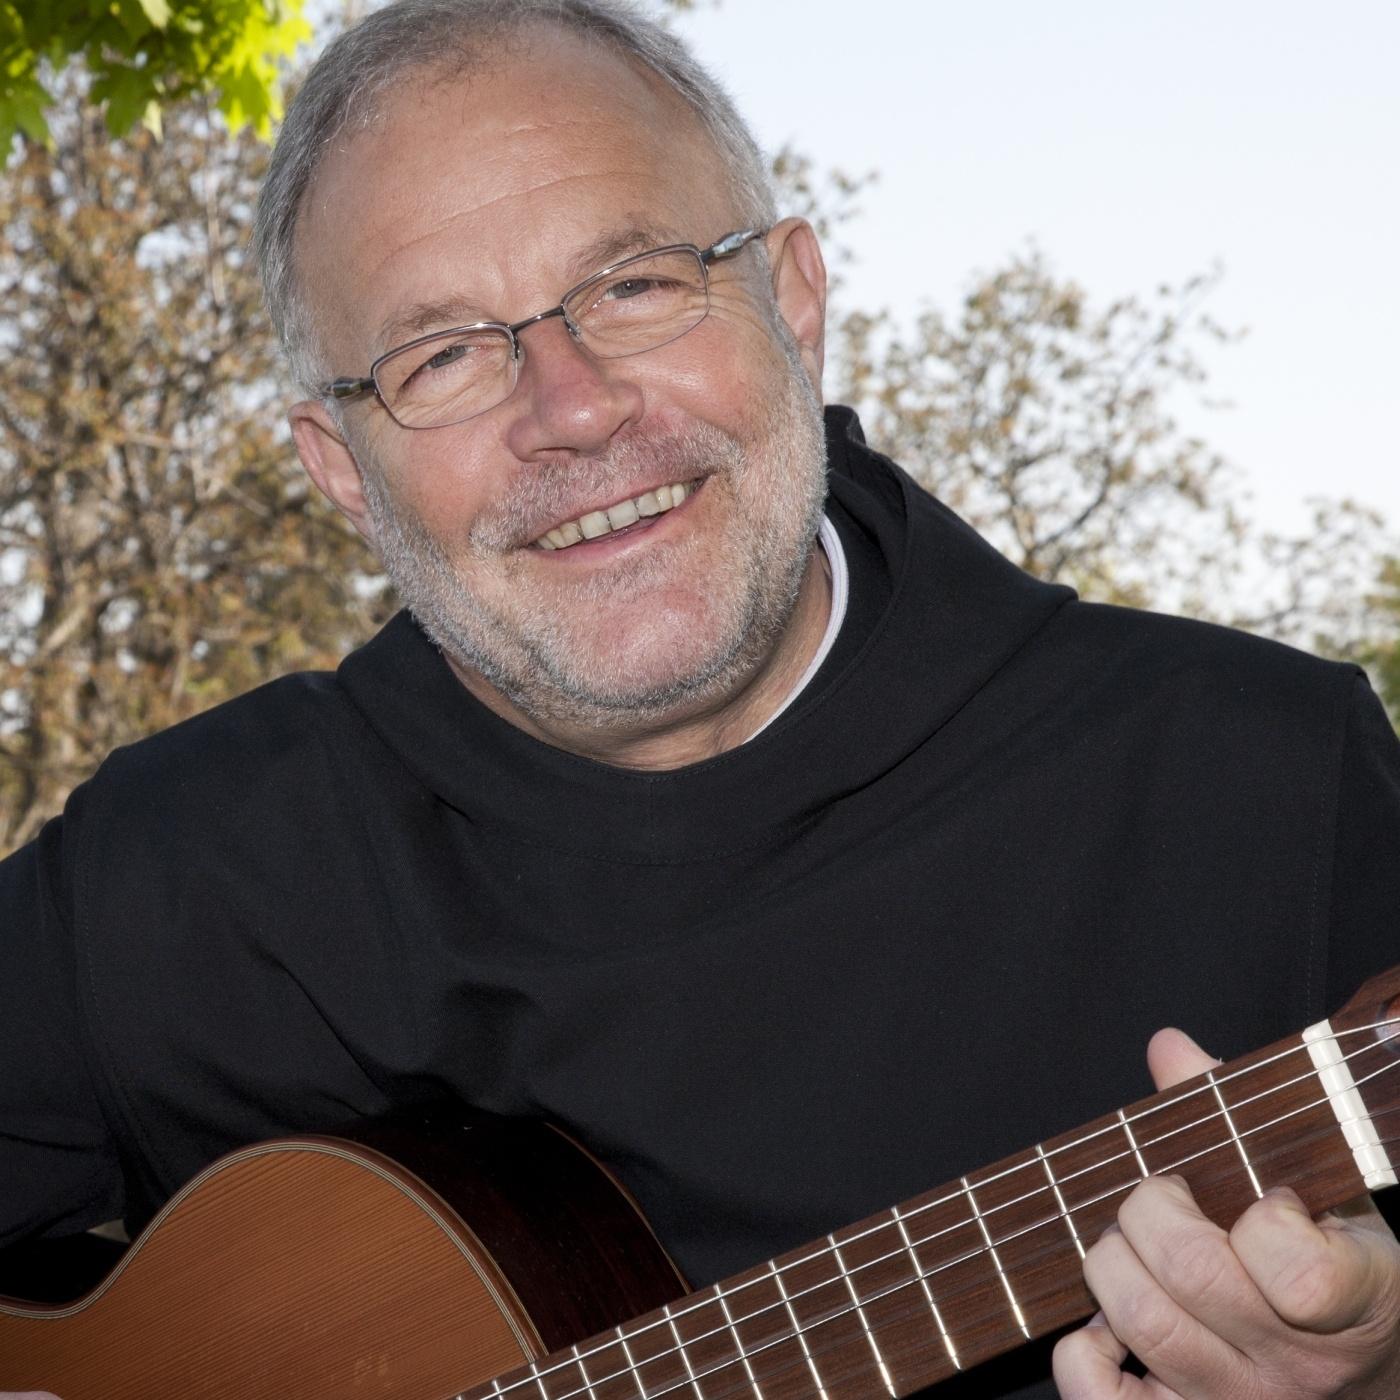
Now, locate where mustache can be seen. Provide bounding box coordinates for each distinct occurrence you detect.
[469,422,746,551]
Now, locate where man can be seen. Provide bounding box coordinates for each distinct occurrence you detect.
[3,2,1400,1397]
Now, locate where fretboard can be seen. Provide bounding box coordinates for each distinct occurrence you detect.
[462,978,1400,1400]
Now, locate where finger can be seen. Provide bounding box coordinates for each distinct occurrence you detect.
[1052,1311,1165,1400]
[1145,1027,1219,1092]
[1231,1185,1400,1334]
[1085,1209,1253,1394]
[1114,1174,1285,1357]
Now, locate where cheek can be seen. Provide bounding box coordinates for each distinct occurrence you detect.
[376,435,500,538]
[640,313,789,429]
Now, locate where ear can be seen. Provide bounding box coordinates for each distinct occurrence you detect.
[765,217,828,393]
[289,400,377,544]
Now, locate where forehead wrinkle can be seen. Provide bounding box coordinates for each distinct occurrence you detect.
[368,217,690,353]
[352,165,667,302]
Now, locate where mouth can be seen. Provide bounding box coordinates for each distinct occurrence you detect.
[532,479,698,552]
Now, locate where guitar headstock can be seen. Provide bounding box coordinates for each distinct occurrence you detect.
[1331,963,1400,1047]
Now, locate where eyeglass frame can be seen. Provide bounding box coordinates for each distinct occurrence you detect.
[322,227,768,430]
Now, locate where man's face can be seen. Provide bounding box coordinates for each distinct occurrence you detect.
[292,29,828,733]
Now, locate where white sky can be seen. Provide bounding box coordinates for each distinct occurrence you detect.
[667,0,1399,539]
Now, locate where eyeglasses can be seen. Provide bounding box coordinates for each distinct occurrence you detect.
[324,229,767,430]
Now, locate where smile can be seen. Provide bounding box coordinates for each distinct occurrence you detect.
[532,480,695,551]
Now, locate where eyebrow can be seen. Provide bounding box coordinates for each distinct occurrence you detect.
[373,223,686,354]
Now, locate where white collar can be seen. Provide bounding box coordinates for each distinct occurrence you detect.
[745,514,849,742]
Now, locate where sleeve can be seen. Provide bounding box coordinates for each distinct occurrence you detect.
[0,791,126,1249]
[1323,673,1400,1013]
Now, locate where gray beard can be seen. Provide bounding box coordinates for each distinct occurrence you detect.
[359,362,828,734]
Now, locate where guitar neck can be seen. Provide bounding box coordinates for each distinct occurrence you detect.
[470,974,1400,1400]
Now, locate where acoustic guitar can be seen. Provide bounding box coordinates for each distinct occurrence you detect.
[3,965,1399,1399]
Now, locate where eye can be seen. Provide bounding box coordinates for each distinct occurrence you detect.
[425,341,475,371]
[603,276,662,301]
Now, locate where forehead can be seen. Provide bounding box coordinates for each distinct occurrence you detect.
[296,27,737,360]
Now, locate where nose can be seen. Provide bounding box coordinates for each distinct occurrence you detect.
[500,313,644,459]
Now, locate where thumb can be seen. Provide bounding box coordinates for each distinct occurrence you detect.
[1146,1026,1220,1091]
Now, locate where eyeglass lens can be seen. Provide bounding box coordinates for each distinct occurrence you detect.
[376,247,710,429]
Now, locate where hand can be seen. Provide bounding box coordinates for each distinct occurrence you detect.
[1052,1028,1400,1398]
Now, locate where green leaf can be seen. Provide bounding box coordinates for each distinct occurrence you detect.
[0,69,52,150]
[137,0,172,28]
[94,62,157,136]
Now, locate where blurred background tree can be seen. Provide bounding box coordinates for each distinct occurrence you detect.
[0,72,390,851]
[0,0,308,147]
[0,1,1395,859]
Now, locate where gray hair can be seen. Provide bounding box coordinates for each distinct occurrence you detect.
[253,0,778,393]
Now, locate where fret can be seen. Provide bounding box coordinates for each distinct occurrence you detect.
[883,1176,1017,1374]
[1034,1143,1085,1260]
[1205,1069,1264,1198]
[714,1284,767,1400]
[1038,1111,1146,1242]
[961,1177,1028,1340]
[662,1304,708,1400]
[1197,1030,1394,1222]
[530,1353,610,1400]
[571,1345,600,1400]
[566,1336,641,1400]
[614,1327,651,1400]
[750,1241,887,1400]
[826,1233,895,1397]
[667,1287,760,1400]
[768,1260,830,1400]
[574,1341,651,1400]
[707,1262,818,1400]
[821,1208,960,1393]
[618,1305,703,1400]
[890,1203,961,1374]
[1117,1108,1149,1179]
[530,1360,560,1400]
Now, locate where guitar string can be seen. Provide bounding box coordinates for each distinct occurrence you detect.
[472,1027,1400,1400]
[463,1021,1400,1397]
[474,1029,1400,1400]
[611,1121,1400,1400]
[493,1080,1400,1400]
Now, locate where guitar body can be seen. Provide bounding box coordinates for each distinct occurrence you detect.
[0,1112,686,1399]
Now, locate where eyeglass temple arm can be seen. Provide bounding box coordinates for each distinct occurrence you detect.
[325,376,376,402]
[701,228,765,265]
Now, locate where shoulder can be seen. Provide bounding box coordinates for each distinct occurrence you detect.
[88,668,365,819]
[1049,598,1362,715]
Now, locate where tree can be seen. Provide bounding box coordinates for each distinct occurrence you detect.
[829,252,1400,704]
[0,0,309,150]
[1363,560,1400,722]
[2,30,1395,860]
[0,75,390,853]
[833,253,1248,612]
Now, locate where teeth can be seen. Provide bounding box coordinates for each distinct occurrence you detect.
[607,498,640,529]
[534,479,695,551]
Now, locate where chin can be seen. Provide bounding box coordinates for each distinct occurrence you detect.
[525,617,755,727]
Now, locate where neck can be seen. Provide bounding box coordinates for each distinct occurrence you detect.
[447,546,834,770]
